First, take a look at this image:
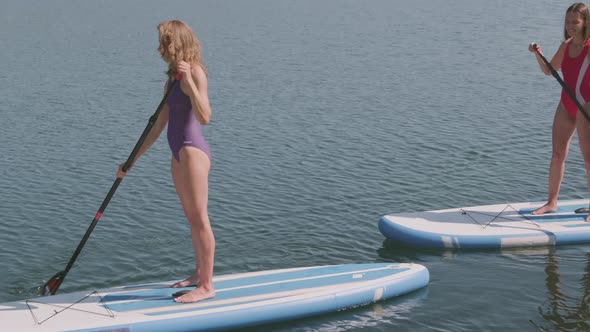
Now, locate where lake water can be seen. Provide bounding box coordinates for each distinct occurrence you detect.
[1,0,589,330]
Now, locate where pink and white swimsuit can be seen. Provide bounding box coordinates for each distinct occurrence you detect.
[561,39,590,117]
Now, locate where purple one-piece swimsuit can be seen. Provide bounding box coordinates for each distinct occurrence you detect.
[166,81,211,161]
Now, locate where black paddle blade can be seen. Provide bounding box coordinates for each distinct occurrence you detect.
[41,271,65,296]
[575,207,590,214]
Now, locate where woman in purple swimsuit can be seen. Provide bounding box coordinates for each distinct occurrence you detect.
[118,20,215,303]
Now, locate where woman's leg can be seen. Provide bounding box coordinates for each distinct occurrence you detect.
[532,104,576,215]
[171,147,215,303]
[170,157,200,288]
[576,105,590,222]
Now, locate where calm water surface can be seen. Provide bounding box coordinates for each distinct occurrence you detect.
[1,0,589,330]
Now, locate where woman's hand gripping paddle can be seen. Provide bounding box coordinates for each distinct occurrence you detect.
[532,43,590,123]
[41,74,182,296]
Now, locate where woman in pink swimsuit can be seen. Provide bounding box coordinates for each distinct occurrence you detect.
[118,20,215,302]
[530,3,590,221]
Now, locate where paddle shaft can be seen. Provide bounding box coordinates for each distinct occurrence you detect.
[533,44,590,123]
[43,77,180,296]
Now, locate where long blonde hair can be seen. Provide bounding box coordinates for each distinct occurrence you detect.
[157,20,206,78]
[565,3,590,40]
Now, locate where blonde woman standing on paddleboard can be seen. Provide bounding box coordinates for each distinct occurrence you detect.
[118,20,215,303]
[529,3,590,222]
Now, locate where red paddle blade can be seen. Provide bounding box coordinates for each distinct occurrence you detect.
[41,271,65,296]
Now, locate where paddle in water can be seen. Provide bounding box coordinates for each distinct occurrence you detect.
[41,74,181,296]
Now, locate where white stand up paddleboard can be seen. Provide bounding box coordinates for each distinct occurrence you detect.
[380,199,590,249]
[1,263,429,331]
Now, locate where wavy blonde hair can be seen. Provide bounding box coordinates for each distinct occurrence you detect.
[564,3,590,40]
[157,20,207,78]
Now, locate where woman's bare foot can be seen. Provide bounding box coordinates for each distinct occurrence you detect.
[174,286,215,303]
[171,275,199,288]
[531,203,557,215]
[585,214,590,223]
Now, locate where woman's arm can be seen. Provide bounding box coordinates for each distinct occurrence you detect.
[178,61,211,125]
[117,82,170,177]
[530,40,567,75]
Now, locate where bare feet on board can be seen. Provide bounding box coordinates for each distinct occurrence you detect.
[174,286,215,303]
[171,275,199,288]
[531,203,556,215]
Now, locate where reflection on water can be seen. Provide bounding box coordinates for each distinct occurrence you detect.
[379,239,590,331]
[377,238,466,262]
[532,250,590,331]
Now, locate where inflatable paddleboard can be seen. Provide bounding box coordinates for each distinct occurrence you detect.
[1,263,429,331]
[379,199,590,249]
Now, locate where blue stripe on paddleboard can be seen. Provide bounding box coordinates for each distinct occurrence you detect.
[105,265,408,313]
[103,264,382,303]
[563,223,590,228]
[523,215,585,222]
[146,267,410,317]
[519,203,587,215]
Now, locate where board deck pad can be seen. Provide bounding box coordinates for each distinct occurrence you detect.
[1,263,429,332]
[379,199,590,249]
